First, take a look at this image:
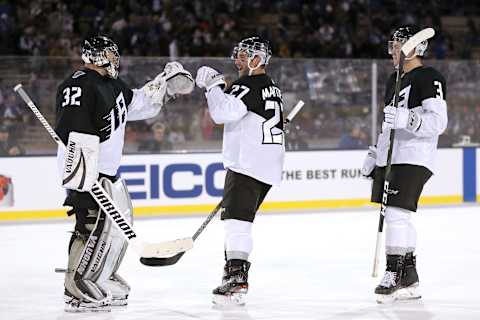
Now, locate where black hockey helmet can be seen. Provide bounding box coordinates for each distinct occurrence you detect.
[388,25,428,57]
[231,36,272,66]
[81,35,120,79]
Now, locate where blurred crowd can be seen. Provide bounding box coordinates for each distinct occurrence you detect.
[1,0,480,59]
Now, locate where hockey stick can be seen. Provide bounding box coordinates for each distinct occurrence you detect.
[140,100,306,267]
[13,84,193,258]
[371,28,435,277]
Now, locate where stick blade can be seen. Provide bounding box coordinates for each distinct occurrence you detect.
[140,237,193,258]
[401,27,435,55]
[140,252,186,267]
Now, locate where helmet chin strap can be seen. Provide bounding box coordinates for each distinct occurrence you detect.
[247,54,263,76]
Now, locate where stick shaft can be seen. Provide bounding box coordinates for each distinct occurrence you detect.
[371,52,405,277]
[286,100,305,123]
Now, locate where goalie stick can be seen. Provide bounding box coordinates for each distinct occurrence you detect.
[371,28,435,277]
[13,84,193,258]
[140,100,306,267]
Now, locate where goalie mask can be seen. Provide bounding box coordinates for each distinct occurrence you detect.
[388,25,428,58]
[231,36,272,75]
[82,35,120,79]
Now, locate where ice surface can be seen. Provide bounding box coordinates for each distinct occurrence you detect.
[1,205,479,320]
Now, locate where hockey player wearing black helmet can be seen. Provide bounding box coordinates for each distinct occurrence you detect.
[56,35,194,312]
[362,26,448,303]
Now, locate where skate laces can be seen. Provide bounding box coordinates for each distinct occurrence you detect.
[380,271,397,287]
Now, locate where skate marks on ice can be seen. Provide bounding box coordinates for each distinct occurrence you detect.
[1,206,480,320]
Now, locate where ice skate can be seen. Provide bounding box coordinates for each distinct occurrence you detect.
[212,259,250,306]
[100,273,131,307]
[375,255,404,304]
[397,252,421,301]
[64,290,112,313]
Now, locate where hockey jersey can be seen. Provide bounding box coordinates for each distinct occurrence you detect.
[376,66,448,173]
[55,68,160,176]
[205,74,285,185]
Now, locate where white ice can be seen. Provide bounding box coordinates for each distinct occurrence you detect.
[1,205,479,320]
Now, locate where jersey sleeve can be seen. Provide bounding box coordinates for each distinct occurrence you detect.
[127,88,163,121]
[414,68,448,138]
[206,86,248,124]
[418,68,447,101]
[55,80,98,145]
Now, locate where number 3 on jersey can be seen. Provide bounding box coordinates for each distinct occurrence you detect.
[262,100,283,144]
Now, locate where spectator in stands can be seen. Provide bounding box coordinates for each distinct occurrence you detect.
[0,125,24,156]
[338,123,368,149]
[138,121,172,153]
[0,93,29,139]
[286,127,309,151]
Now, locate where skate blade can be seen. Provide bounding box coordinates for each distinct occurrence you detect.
[212,293,246,307]
[64,304,112,313]
[376,285,421,304]
[110,298,128,307]
[397,284,421,301]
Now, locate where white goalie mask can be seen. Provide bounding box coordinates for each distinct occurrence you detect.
[81,35,120,79]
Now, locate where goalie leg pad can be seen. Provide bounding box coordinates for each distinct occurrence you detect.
[65,178,133,308]
[96,178,133,303]
[65,208,113,309]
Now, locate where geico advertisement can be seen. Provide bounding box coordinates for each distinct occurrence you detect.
[120,151,371,205]
[0,149,464,211]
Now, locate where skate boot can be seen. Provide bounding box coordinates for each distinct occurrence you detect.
[398,252,421,300]
[64,289,112,312]
[375,255,404,304]
[100,273,131,306]
[212,259,250,306]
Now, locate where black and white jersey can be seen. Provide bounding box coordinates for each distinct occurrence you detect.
[55,68,160,176]
[376,66,448,173]
[205,74,285,185]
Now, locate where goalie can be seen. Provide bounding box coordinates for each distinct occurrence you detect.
[55,35,193,312]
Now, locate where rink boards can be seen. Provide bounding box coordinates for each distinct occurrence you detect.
[0,148,477,221]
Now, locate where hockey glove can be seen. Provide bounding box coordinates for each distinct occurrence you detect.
[195,66,226,91]
[361,145,377,179]
[142,62,194,106]
[163,61,195,96]
[383,106,422,132]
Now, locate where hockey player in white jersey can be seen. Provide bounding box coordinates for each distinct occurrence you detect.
[195,36,285,306]
[362,25,448,303]
[55,35,194,312]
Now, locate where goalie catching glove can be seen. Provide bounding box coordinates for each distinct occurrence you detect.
[62,132,99,192]
[142,61,194,106]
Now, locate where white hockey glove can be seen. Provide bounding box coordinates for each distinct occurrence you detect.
[163,61,195,96]
[142,62,194,106]
[62,132,99,192]
[361,145,377,179]
[195,66,226,91]
[383,106,422,132]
